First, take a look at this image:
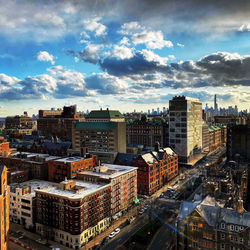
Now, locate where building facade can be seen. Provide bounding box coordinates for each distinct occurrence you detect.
[48,155,96,182]
[9,180,52,230]
[126,116,169,148]
[177,196,250,250]
[169,96,202,163]
[72,122,126,164]
[77,164,138,215]
[0,166,9,250]
[0,137,9,157]
[37,105,81,140]
[35,179,112,249]
[115,145,178,196]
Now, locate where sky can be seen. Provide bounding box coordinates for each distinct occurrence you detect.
[1,0,250,116]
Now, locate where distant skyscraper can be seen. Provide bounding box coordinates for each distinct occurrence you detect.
[148,109,150,115]
[157,107,160,114]
[163,107,166,113]
[214,94,218,113]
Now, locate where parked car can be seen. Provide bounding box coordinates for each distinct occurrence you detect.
[109,232,116,239]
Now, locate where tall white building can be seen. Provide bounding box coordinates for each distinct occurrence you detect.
[169,96,202,163]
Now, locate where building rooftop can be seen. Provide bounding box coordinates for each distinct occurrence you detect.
[9,179,54,198]
[87,109,124,119]
[36,180,110,199]
[53,156,89,163]
[75,122,115,130]
[78,164,137,179]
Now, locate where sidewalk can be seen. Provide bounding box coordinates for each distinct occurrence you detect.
[83,206,139,249]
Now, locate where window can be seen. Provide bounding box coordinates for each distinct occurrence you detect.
[221,233,225,240]
[221,243,225,249]
[221,223,225,229]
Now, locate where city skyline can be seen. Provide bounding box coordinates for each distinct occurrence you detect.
[1,0,250,116]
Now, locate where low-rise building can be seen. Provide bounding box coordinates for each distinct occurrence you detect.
[177,196,250,250]
[48,155,96,182]
[77,164,138,215]
[9,180,52,230]
[35,179,112,249]
[115,144,178,196]
[0,137,9,157]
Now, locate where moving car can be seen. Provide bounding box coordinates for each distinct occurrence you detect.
[114,228,120,234]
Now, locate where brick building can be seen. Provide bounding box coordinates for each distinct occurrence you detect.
[0,152,52,181]
[126,116,169,148]
[77,164,137,215]
[0,166,9,250]
[115,144,178,196]
[177,196,250,250]
[35,179,112,249]
[5,112,34,137]
[7,168,29,184]
[0,137,9,157]
[48,155,96,182]
[38,105,81,140]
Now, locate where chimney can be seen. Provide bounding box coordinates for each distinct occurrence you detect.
[237,200,244,214]
[154,141,160,152]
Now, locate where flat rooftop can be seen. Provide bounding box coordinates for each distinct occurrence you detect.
[78,164,137,179]
[9,179,54,198]
[36,180,110,199]
[52,156,90,163]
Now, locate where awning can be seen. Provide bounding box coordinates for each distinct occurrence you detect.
[134,199,139,204]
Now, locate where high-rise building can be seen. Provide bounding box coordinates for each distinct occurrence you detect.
[72,109,126,163]
[0,166,9,250]
[169,96,202,164]
[214,94,218,114]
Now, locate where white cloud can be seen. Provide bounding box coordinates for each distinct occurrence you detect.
[83,17,106,36]
[132,30,173,49]
[111,45,133,59]
[36,51,55,65]
[120,37,130,45]
[177,43,184,48]
[169,55,176,60]
[0,73,20,86]
[119,21,144,35]
[141,49,168,65]
[86,72,128,94]
[78,44,103,64]
[238,24,250,32]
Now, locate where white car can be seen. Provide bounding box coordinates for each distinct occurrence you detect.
[109,232,116,238]
[114,228,120,234]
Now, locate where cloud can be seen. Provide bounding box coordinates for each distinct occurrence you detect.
[119,37,130,46]
[110,45,133,59]
[119,22,144,35]
[0,67,92,100]
[177,43,184,48]
[169,55,176,60]
[83,17,106,36]
[85,72,128,94]
[100,49,168,76]
[36,51,55,65]
[78,44,103,64]
[238,24,250,32]
[132,30,173,49]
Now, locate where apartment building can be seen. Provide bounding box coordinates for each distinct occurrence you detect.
[35,179,112,249]
[9,180,52,230]
[48,155,96,182]
[72,110,126,163]
[77,164,138,215]
[169,96,202,164]
[0,152,52,180]
[126,116,169,148]
[115,144,178,196]
[0,166,9,250]
[38,105,81,140]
